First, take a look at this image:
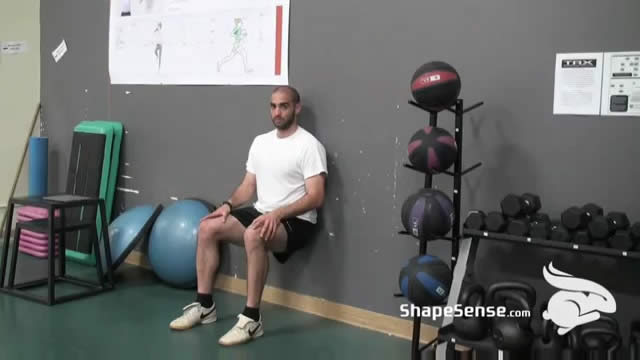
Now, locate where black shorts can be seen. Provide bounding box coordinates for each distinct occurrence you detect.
[230,206,316,263]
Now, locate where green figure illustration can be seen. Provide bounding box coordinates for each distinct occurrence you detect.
[217,18,252,73]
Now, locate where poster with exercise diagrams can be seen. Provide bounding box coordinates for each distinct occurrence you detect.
[109,0,290,85]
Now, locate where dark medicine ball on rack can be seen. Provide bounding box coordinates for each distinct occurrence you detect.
[407,126,457,174]
[410,61,461,112]
[401,188,454,240]
[399,254,452,306]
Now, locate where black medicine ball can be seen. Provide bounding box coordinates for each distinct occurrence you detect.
[401,188,454,240]
[399,254,452,306]
[410,61,461,112]
[407,126,457,174]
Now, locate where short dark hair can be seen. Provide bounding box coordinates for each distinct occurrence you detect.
[272,86,301,104]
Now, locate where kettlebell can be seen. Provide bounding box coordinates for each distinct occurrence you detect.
[629,321,640,360]
[532,317,562,360]
[491,290,534,351]
[561,330,584,360]
[487,281,536,309]
[580,327,620,360]
[453,283,487,340]
[487,281,536,351]
[585,315,620,358]
[591,315,619,334]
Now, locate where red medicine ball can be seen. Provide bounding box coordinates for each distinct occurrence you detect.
[410,61,461,112]
[408,126,457,174]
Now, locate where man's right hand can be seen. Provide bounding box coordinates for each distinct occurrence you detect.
[200,204,231,223]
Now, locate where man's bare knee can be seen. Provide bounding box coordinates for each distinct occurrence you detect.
[243,229,264,251]
[198,219,224,244]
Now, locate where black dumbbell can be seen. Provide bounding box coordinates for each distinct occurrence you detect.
[464,210,486,230]
[572,230,592,245]
[561,206,590,231]
[583,203,604,218]
[486,211,507,233]
[561,203,604,231]
[529,213,551,224]
[632,223,640,252]
[550,223,571,242]
[529,213,552,239]
[589,215,614,240]
[501,193,541,218]
[507,218,530,236]
[592,240,609,248]
[608,212,630,230]
[530,222,551,239]
[608,224,640,251]
[608,230,634,250]
[589,212,630,240]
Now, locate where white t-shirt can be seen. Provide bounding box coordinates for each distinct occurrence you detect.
[246,126,327,224]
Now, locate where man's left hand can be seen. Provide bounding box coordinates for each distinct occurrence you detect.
[250,211,282,242]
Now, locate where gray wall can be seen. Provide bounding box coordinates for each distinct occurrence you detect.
[41,0,640,320]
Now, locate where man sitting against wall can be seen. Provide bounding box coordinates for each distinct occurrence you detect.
[169,85,328,346]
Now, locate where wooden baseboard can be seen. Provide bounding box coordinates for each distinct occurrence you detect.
[125,250,438,344]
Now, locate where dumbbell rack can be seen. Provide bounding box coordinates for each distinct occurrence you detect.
[394,97,484,360]
[463,229,640,260]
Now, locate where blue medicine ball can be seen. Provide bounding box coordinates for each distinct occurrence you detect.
[398,255,452,306]
[148,199,210,288]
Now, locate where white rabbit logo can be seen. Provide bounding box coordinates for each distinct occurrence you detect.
[542,261,616,336]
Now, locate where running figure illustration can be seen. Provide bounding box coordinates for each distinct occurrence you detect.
[217,18,252,73]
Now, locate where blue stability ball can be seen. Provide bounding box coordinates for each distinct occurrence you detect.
[100,204,163,275]
[148,199,209,288]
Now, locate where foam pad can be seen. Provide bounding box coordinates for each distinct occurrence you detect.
[17,206,60,219]
[19,233,59,246]
[19,245,59,258]
[28,136,48,196]
[100,204,163,274]
[17,215,33,223]
[19,239,58,253]
[20,229,58,240]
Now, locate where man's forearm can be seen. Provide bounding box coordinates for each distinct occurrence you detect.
[228,184,254,209]
[272,193,322,220]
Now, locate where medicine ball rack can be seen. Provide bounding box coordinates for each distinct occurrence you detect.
[393,98,484,360]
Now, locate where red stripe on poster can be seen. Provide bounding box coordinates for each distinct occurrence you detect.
[275,5,283,75]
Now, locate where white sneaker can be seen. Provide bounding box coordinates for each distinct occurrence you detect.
[218,314,264,346]
[169,302,217,330]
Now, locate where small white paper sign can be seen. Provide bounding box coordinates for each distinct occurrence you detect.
[553,52,604,115]
[1,41,28,55]
[52,39,68,63]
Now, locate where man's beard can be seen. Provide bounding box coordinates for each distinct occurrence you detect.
[272,115,295,130]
